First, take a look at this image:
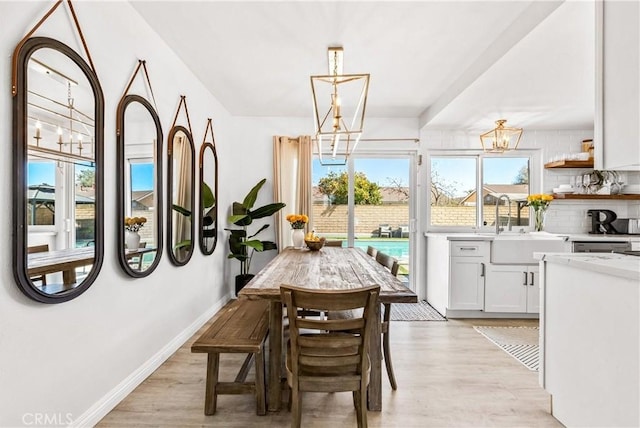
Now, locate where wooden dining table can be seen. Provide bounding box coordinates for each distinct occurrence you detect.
[238,246,417,412]
[27,246,95,285]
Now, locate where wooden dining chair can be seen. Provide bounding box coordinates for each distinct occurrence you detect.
[324,240,343,247]
[374,251,400,390]
[281,284,380,428]
[366,246,378,258]
[27,244,49,285]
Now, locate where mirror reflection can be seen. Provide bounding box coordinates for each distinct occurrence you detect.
[168,127,195,265]
[26,49,96,294]
[117,96,163,276]
[199,142,218,255]
[20,44,102,299]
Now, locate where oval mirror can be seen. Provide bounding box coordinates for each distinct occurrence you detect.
[199,142,218,255]
[13,37,104,303]
[116,95,163,277]
[167,126,195,266]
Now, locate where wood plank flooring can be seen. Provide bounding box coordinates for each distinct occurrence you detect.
[98,317,561,427]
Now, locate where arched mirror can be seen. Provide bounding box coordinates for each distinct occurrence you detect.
[199,121,218,255]
[116,95,163,277]
[13,37,104,303]
[167,126,195,266]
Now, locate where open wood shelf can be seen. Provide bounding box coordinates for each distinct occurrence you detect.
[552,193,640,200]
[544,159,594,169]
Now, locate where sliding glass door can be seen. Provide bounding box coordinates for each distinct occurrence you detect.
[312,153,416,290]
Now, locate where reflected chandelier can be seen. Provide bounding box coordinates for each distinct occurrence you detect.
[310,47,370,165]
[480,119,523,153]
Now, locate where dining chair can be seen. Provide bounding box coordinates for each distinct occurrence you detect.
[281,284,380,428]
[27,244,49,286]
[324,239,343,247]
[374,251,399,390]
[366,246,378,258]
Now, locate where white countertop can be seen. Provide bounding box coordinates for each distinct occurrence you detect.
[424,231,640,243]
[535,252,640,281]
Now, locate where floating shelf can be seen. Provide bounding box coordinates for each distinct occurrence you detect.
[544,159,594,169]
[552,193,640,200]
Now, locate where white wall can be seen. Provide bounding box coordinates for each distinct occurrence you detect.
[0,2,239,426]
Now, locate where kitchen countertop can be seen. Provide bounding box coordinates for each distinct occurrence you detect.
[535,252,640,280]
[424,231,640,243]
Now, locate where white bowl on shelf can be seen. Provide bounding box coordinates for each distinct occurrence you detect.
[553,187,575,194]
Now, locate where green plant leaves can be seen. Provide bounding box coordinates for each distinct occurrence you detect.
[250,202,287,219]
[242,178,266,210]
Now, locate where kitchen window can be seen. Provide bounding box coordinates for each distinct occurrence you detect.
[427,151,539,231]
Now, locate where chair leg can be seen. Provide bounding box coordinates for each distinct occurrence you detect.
[204,353,220,415]
[254,348,266,415]
[383,304,397,390]
[290,384,302,428]
[356,388,368,428]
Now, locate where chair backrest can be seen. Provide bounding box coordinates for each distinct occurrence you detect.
[324,240,343,247]
[27,244,49,254]
[375,251,397,272]
[366,246,378,258]
[281,284,380,390]
[390,260,400,277]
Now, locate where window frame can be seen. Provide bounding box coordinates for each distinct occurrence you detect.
[425,149,540,233]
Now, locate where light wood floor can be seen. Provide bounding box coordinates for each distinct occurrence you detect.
[98,317,561,427]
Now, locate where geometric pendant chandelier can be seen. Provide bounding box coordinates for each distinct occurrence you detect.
[480,119,523,153]
[311,47,370,165]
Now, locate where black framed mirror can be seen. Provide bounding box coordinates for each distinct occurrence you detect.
[167,126,195,266]
[116,95,163,277]
[199,141,218,255]
[13,37,104,303]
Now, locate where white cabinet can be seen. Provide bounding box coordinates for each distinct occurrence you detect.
[595,0,640,171]
[485,264,539,313]
[448,242,488,310]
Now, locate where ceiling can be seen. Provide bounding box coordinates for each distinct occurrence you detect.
[130,0,594,132]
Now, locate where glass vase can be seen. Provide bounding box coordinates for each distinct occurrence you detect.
[534,209,547,232]
[291,228,305,249]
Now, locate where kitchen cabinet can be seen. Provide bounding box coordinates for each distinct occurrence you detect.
[448,241,488,310]
[594,0,640,171]
[485,264,539,313]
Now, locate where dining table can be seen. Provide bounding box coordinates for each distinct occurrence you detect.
[27,246,95,285]
[238,246,418,412]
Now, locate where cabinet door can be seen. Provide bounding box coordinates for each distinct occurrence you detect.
[485,264,528,313]
[596,0,640,170]
[526,266,540,314]
[449,257,485,310]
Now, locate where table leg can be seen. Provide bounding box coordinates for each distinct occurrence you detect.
[267,300,283,411]
[62,269,77,285]
[368,302,382,411]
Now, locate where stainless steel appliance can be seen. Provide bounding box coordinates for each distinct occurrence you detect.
[572,241,632,253]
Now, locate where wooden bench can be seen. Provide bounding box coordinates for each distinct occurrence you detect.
[191,299,270,416]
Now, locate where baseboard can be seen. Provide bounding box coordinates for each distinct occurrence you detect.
[70,298,226,428]
[446,309,539,319]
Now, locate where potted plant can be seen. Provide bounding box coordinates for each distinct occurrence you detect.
[226,178,285,295]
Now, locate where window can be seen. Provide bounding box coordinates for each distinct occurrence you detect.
[428,153,534,230]
[27,160,57,226]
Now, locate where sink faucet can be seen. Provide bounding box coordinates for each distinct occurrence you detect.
[495,194,512,234]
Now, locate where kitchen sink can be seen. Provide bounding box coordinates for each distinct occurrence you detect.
[489,234,568,264]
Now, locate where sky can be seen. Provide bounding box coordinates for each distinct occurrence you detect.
[312,158,410,187]
[312,156,528,196]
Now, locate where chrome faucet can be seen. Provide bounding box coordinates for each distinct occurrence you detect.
[495,194,512,234]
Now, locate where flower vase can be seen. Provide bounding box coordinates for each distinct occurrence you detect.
[534,209,547,232]
[125,230,141,251]
[291,228,305,249]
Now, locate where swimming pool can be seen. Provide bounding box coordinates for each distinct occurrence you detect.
[352,240,409,259]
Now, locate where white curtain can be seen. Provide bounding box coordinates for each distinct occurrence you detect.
[174,134,192,255]
[273,135,312,250]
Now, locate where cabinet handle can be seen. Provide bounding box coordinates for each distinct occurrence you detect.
[529,272,534,286]
[480,263,485,277]
[459,247,476,251]
[523,272,528,285]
